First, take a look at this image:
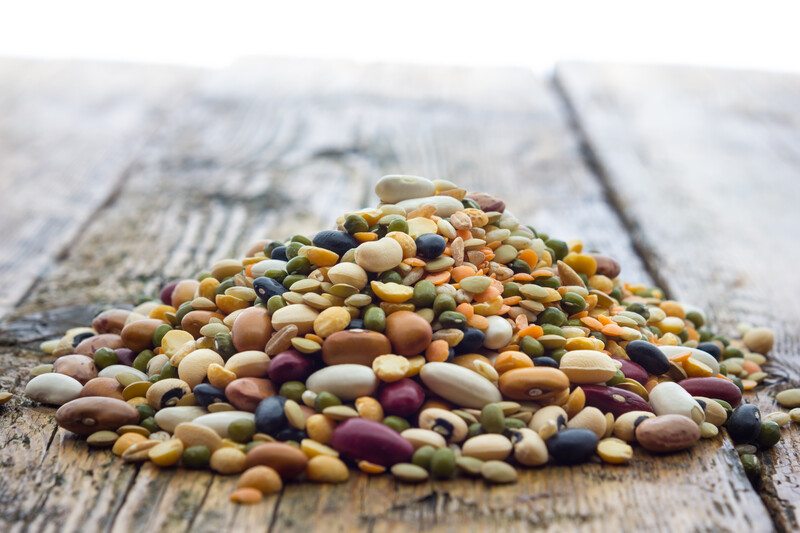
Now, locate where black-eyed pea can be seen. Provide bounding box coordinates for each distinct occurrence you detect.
[694,396,728,427]
[510,428,548,466]
[596,437,633,464]
[529,405,567,432]
[612,411,656,443]
[418,408,469,443]
[354,397,384,421]
[566,407,607,439]
[306,414,336,444]
[700,422,719,439]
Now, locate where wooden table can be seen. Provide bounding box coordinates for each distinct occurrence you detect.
[1,58,798,532]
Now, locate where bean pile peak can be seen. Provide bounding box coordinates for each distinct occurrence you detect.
[18,174,793,501]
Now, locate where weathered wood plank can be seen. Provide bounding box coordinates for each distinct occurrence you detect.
[0,59,200,317]
[0,58,779,533]
[556,62,800,531]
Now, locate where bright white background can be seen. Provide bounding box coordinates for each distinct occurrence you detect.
[0,0,798,73]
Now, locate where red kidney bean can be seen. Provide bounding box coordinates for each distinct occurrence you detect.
[267,349,316,385]
[613,358,649,385]
[330,418,414,466]
[678,377,742,407]
[378,378,425,417]
[582,385,653,417]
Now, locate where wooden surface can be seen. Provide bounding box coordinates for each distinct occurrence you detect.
[0,57,797,532]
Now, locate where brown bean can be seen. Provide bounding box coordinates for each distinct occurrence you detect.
[56,397,139,435]
[121,319,164,352]
[79,377,125,400]
[225,377,276,411]
[181,311,224,338]
[635,414,701,452]
[384,311,432,356]
[232,307,273,352]
[244,443,309,479]
[321,329,392,366]
[92,309,132,335]
[498,367,569,401]
[53,354,97,385]
[75,334,123,356]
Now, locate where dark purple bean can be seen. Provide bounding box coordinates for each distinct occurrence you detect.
[115,348,136,367]
[679,377,742,407]
[330,418,414,466]
[582,385,653,417]
[160,281,179,305]
[267,349,315,385]
[614,357,649,385]
[378,378,425,417]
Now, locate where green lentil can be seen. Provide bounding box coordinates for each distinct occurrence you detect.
[432,294,456,316]
[538,307,567,327]
[285,241,303,259]
[383,416,410,433]
[279,381,306,402]
[481,460,518,484]
[391,463,428,483]
[504,418,525,429]
[740,453,761,486]
[286,256,312,275]
[314,392,342,412]
[160,363,179,380]
[152,324,172,347]
[387,218,409,233]
[455,456,484,477]
[411,445,436,470]
[561,292,587,315]
[228,419,256,443]
[344,214,369,234]
[182,445,212,468]
[363,306,387,332]
[757,420,781,449]
[136,404,155,421]
[429,448,456,479]
[267,295,286,314]
[520,336,545,357]
[140,417,159,434]
[481,403,505,434]
[439,311,467,330]
[93,347,118,370]
[412,280,437,308]
[282,274,306,289]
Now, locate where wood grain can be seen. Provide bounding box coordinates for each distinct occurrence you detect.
[0,59,200,318]
[557,61,800,531]
[0,58,785,532]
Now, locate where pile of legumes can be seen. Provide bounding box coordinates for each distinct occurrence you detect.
[21,175,797,502]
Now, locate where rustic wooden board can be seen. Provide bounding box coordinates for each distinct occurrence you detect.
[0,58,781,532]
[557,62,800,531]
[0,59,200,317]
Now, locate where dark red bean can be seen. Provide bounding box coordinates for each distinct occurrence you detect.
[582,385,653,417]
[592,255,621,279]
[160,281,179,305]
[330,418,414,466]
[679,377,742,407]
[115,348,136,366]
[378,378,425,417]
[267,349,315,385]
[613,358,649,385]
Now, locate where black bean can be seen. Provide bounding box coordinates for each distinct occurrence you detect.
[193,384,227,408]
[696,342,722,360]
[254,395,287,436]
[455,328,485,354]
[253,276,287,302]
[726,404,761,444]
[415,234,446,260]
[625,340,670,375]
[546,428,599,465]
[312,230,359,257]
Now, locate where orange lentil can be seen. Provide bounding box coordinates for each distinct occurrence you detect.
[580,317,604,331]
[517,325,544,339]
[487,241,502,250]
[467,315,489,330]
[669,351,692,363]
[305,333,324,344]
[531,269,553,278]
[494,351,534,374]
[512,273,534,282]
[245,264,254,277]
[455,303,474,318]
[601,323,624,337]
[354,232,378,242]
[742,360,762,373]
[597,314,614,325]
[456,229,472,240]
[403,258,426,267]
[473,286,501,303]
[497,305,511,315]
[502,344,519,352]
[425,340,450,362]
[514,314,528,330]
[517,249,538,268]
[450,266,475,282]
[426,271,451,285]
[569,310,589,319]
[503,296,522,306]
